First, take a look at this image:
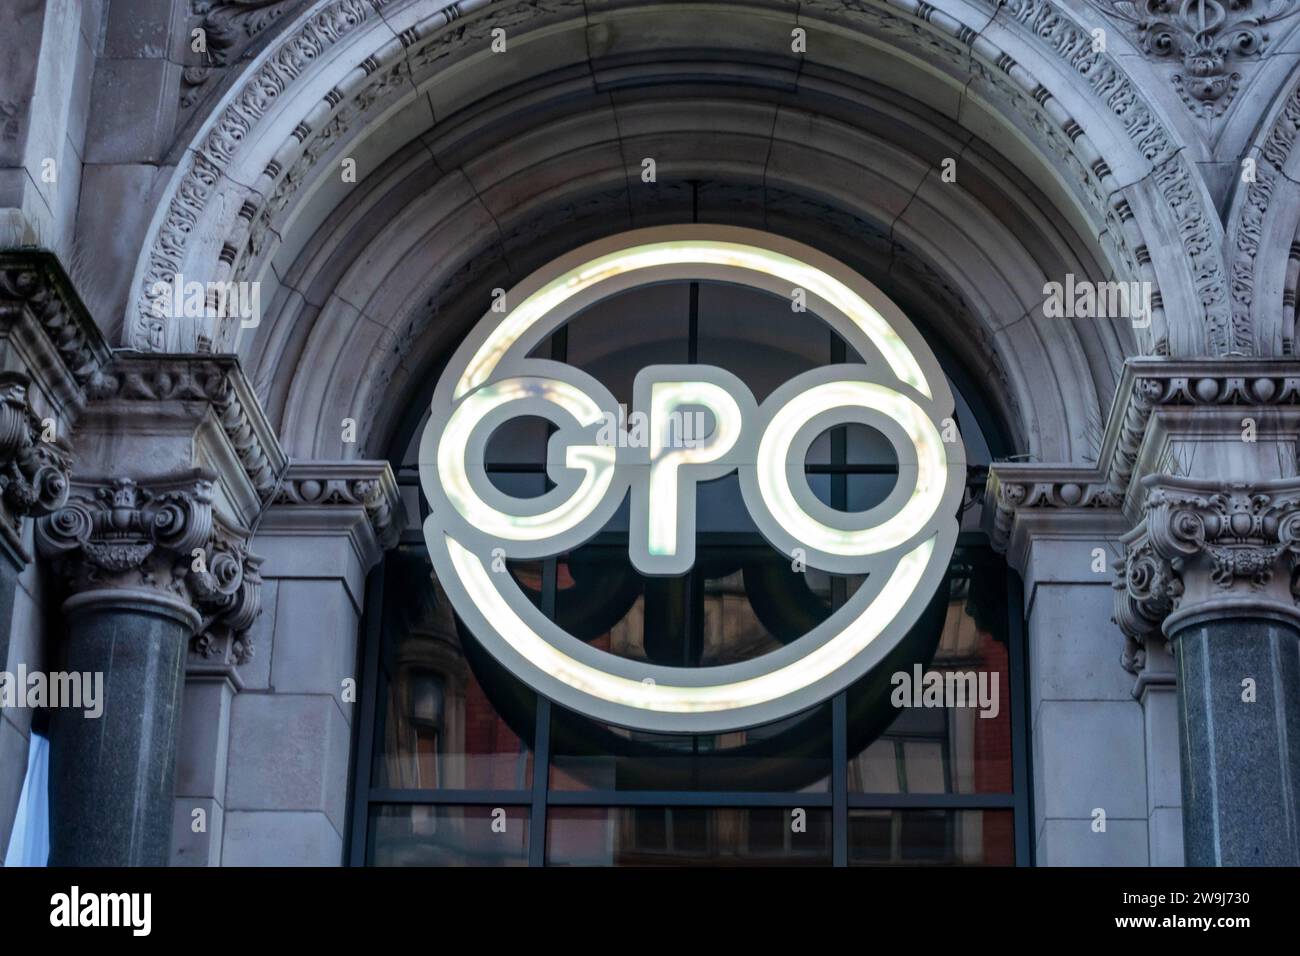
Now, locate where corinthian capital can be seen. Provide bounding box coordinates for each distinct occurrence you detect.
[35,471,263,659]
[1114,476,1300,666]
[0,371,71,556]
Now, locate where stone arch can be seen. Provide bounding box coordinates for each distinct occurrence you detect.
[1226,59,1300,357]
[259,112,1111,464]
[124,0,1224,464]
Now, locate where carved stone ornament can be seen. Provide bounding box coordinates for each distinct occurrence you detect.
[182,1,307,109]
[36,473,263,660]
[133,0,1234,357]
[1104,0,1300,119]
[0,371,71,554]
[1113,475,1300,670]
[274,466,401,546]
[86,356,283,506]
[0,253,112,395]
[986,359,1300,553]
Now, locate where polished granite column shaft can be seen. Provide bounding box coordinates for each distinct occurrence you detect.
[47,592,197,866]
[1172,617,1300,866]
[1114,476,1300,867]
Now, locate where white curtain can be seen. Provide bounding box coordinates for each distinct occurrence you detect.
[3,732,49,867]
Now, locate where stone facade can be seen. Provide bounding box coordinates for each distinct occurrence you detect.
[3,0,1300,866]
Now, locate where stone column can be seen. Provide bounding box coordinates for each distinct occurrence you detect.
[1,250,107,674]
[35,473,262,866]
[1115,477,1300,866]
[990,358,1300,867]
[23,352,284,866]
[0,249,111,856]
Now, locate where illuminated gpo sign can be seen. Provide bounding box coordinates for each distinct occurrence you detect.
[419,226,966,733]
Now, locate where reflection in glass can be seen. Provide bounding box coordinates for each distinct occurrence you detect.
[548,704,832,793]
[556,544,834,668]
[557,283,691,406]
[547,807,832,866]
[697,282,823,402]
[373,549,534,791]
[370,805,529,866]
[848,810,1013,866]
[847,552,1011,794]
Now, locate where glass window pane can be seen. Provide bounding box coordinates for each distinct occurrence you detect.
[952,383,992,467]
[483,415,549,468]
[804,472,897,511]
[482,470,548,501]
[397,480,423,531]
[547,807,832,866]
[696,474,760,534]
[847,550,1011,794]
[845,473,896,512]
[372,548,534,791]
[554,542,834,669]
[369,805,529,866]
[697,282,826,401]
[805,422,898,467]
[847,810,1014,866]
[549,703,831,793]
[558,283,691,406]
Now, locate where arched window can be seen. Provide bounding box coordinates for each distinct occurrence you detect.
[351,234,1026,867]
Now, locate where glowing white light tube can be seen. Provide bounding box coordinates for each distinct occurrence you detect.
[437,377,616,541]
[647,380,743,557]
[756,381,947,555]
[446,534,934,714]
[454,241,932,400]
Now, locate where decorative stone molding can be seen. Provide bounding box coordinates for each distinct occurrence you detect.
[990,359,1300,692]
[916,0,1225,353]
[0,250,113,414]
[85,355,285,508]
[128,0,1223,358]
[1102,0,1300,120]
[1113,475,1300,670]
[181,1,310,110]
[1229,69,1300,356]
[186,521,264,684]
[35,472,264,653]
[269,459,404,555]
[987,465,1123,559]
[987,358,1300,560]
[133,0,385,350]
[0,371,71,559]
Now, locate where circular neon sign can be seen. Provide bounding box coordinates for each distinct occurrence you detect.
[419,226,966,733]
